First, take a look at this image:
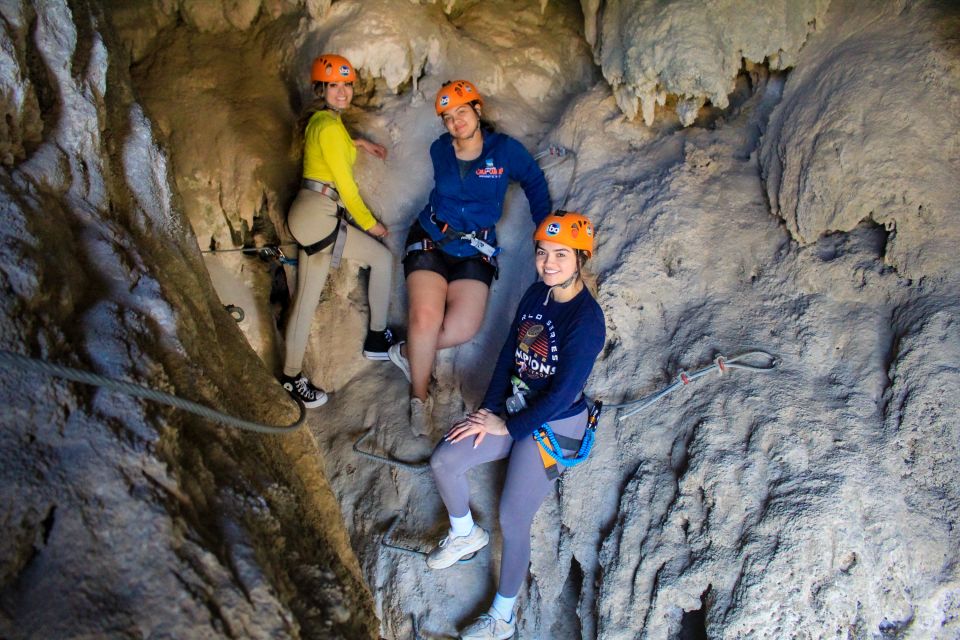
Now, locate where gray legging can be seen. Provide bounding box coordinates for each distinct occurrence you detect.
[430,408,588,598]
[283,189,393,377]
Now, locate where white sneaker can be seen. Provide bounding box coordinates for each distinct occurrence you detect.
[388,341,411,382]
[410,397,432,437]
[426,525,489,570]
[459,612,515,640]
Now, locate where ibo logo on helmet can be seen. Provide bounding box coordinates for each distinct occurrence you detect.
[545,223,561,236]
[338,65,350,77]
[440,95,450,107]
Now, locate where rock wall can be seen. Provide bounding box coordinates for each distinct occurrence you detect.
[0,1,376,637]
[759,0,960,280]
[4,0,958,639]
[582,0,831,125]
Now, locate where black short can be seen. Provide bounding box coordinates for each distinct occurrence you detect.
[402,222,497,285]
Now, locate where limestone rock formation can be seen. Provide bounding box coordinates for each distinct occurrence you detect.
[0,2,376,638]
[2,0,959,639]
[759,0,960,280]
[582,0,831,125]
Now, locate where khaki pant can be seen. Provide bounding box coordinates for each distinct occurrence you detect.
[283,189,392,376]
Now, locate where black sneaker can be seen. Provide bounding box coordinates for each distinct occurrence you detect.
[362,328,396,360]
[280,372,328,408]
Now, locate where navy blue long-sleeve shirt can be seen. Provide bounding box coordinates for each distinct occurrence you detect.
[417,131,551,257]
[481,282,606,439]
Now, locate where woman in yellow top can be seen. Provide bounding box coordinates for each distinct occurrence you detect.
[281,54,395,408]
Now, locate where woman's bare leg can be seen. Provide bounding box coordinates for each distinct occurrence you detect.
[406,274,490,399]
[406,270,448,400]
[436,279,489,349]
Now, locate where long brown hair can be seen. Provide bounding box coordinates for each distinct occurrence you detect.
[292,83,330,154]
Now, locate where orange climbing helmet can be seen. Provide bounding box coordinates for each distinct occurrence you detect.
[435,80,483,115]
[534,211,595,258]
[311,54,357,83]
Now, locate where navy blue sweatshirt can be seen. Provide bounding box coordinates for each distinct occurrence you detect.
[417,131,551,257]
[481,282,606,439]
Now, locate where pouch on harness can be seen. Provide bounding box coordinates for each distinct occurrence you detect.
[294,179,349,268]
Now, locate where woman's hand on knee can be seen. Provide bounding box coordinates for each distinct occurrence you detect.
[445,408,508,448]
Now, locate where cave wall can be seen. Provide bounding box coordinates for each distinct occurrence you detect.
[0,1,376,637]
[2,0,958,639]
[759,0,960,280]
[581,0,831,125]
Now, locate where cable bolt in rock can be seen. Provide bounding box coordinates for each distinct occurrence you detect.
[352,428,431,472]
[224,304,245,322]
[534,144,577,208]
[0,350,304,434]
[606,350,779,421]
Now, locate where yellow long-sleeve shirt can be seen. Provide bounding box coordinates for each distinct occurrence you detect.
[302,110,376,231]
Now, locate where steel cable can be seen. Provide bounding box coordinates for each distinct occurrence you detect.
[601,351,780,420]
[0,349,305,434]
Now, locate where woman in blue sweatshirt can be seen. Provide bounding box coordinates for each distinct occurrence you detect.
[427,212,605,640]
[388,80,551,435]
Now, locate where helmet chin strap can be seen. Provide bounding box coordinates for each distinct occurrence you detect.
[318,84,345,113]
[543,264,582,305]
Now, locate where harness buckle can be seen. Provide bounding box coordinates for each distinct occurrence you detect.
[468,235,501,258]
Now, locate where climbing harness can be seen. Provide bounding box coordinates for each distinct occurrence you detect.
[299,178,350,267]
[0,349,305,435]
[405,210,501,260]
[533,400,602,478]
[301,177,341,201]
[401,145,575,269]
[380,513,478,564]
[534,145,577,210]
[353,427,430,472]
[604,351,779,421]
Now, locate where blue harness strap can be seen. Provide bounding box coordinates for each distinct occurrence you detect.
[532,400,603,469]
[534,427,594,467]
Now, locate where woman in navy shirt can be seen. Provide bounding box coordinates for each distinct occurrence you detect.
[427,212,605,640]
[388,80,551,435]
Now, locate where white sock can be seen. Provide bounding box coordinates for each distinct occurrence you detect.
[449,511,474,537]
[490,593,516,621]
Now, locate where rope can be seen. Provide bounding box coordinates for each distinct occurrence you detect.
[0,349,305,435]
[533,426,594,466]
[534,145,578,209]
[604,351,779,421]
[352,428,431,472]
